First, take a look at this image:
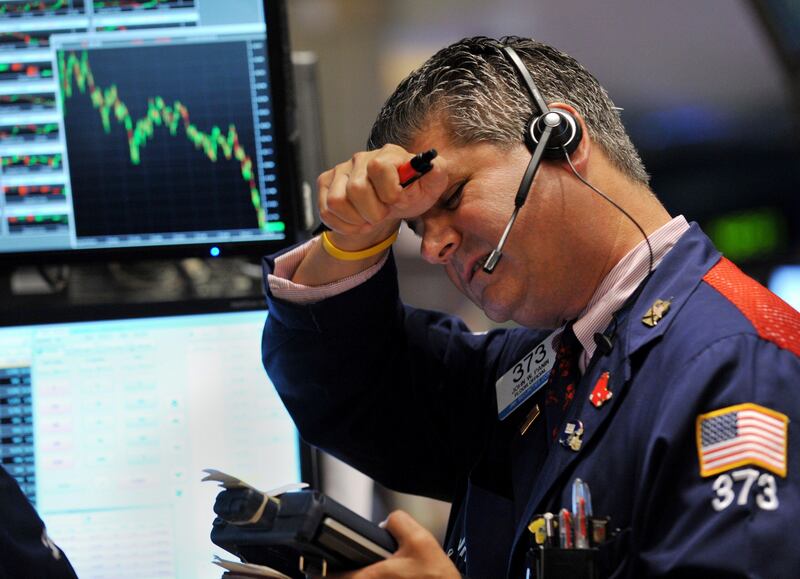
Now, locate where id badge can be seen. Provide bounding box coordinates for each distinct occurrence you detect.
[496,327,562,420]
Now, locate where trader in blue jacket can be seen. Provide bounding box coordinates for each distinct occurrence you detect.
[262,36,800,578]
[0,466,78,578]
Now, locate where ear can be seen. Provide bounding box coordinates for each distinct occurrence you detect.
[548,102,591,174]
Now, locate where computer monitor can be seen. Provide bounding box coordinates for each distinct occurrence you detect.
[0,303,305,578]
[0,0,303,263]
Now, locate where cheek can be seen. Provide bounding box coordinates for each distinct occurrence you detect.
[444,265,468,296]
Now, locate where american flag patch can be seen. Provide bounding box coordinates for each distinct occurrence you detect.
[696,403,789,478]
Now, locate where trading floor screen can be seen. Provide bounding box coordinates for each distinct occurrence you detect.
[0,308,301,578]
[0,0,296,258]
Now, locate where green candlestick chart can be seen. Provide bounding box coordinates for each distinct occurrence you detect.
[58,50,269,231]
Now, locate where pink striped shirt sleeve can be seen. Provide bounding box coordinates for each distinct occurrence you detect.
[267,236,390,305]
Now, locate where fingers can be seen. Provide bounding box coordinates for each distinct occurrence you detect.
[350,152,391,224]
[325,511,460,579]
[383,510,430,547]
[397,156,450,218]
[317,145,448,239]
[318,162,369,234]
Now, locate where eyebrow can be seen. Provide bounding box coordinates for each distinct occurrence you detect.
[438,179,467,208]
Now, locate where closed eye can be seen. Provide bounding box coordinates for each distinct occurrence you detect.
[404,180,466,237]
[441,181,466,211]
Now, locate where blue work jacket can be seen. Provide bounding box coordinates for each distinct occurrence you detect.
[0,466,77,579]
[262,224,800,578]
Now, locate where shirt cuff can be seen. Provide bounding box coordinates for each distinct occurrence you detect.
[267,236,391,304]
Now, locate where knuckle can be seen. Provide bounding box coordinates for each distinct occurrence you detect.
[378,187,400,206]
[381,143,402,155]
[365,156,384,174]
[326,193,345,211]
[316,170,333,190]
[347,174,370,198]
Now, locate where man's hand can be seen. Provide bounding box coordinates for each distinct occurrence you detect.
[292,145,448,286]
[317,144,448,245]
[329,510,461,579]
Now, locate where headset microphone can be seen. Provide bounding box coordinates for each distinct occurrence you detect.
[483,45,653,276]
[482,114,557,273]
[483,46,582,274]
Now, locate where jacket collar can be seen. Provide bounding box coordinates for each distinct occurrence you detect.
[621,222,721,369]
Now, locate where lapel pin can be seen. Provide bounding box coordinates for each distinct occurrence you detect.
[642,298,672,327]
[559,419,584,452]
[590,372,612,408]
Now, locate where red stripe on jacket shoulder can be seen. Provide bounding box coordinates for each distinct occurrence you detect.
[703,257,800,357]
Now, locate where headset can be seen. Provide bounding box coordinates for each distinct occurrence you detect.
[482,45,652,276]
[502,46,583,160]
[482,45,582,273]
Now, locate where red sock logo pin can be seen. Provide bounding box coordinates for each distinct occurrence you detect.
[590,372,612,408]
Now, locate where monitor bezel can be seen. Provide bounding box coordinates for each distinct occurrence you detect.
[0,0,306,266]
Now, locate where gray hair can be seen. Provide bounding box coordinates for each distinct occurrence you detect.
[368,36,649,185]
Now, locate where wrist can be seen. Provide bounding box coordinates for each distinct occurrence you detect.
[326,223,400,253]
[322,228,399,262]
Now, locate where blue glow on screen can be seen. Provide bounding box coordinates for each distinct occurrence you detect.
[769,265,800,310]
[0,309,299,579]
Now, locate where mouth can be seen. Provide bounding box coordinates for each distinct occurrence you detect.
[467,254,491,284]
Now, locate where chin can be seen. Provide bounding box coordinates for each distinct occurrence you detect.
[480,301,512,324]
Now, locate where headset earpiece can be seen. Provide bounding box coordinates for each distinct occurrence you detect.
[499,45,583,160]
[526,109,582,159]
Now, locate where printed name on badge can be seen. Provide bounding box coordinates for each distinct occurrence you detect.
[496,328,562,420]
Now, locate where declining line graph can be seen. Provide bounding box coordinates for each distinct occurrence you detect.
[59,50,265,230]
[56,42,276,240]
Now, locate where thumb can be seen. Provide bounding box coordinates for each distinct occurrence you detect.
[391,154,450,219]
[382,510,424,544]
[416,153,449,200]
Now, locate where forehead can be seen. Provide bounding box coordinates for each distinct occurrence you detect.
[406,120,454,157]
[407,121,511,181]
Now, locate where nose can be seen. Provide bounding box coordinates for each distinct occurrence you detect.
[419,214,460,265]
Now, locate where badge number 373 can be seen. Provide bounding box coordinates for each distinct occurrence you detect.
[712,468,779,512]
[511,343,547,391]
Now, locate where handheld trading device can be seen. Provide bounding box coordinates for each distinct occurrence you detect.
[204,470,397,578]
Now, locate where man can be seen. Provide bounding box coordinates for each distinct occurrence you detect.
[1,466,78,578]
[262,36,800,577]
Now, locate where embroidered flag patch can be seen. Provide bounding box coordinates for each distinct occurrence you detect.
[696,403,789,478]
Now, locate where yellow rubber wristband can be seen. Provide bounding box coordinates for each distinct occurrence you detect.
[320,230,399,261]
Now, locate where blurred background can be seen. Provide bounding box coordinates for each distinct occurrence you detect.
[284,0,800,540]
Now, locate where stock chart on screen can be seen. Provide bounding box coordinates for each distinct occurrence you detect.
[0,0,297,260]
